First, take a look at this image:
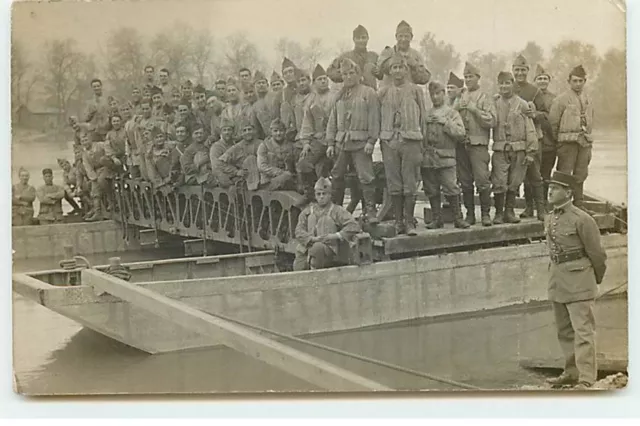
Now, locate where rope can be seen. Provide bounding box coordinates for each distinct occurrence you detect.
[211,310,484,391]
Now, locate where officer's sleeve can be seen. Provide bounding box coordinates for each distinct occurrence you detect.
[295,208,313,248]
[335,207,361,241]
[366,89,381,146]
[577,213,607,284]
[548,95,566,141]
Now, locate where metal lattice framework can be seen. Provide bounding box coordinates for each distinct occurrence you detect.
[112,178,304,254]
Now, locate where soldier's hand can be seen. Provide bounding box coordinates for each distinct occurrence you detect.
[326,146,335,158]
[523,154,535,166]
[320,233,341,243]
[364,142,374,155]
[301,144,311,158]
[236,169,245,177]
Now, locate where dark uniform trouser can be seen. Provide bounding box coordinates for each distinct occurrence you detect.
[456,144,491,193]
[552,299,597,384]
[380,138,422,195]
[331,147,375,208]
[262,171,295,191]
[490,150,528,194]
[293,242,336,271]
[297,140,330,178]
[421,166,460,198]
[556,141,592,205]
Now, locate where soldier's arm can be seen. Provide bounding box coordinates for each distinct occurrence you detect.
[36,186,54,205]
[443,110,466,142]
[325,104,338,147]
[51,185,66,200]
[217,145,240,175]
[257,142,282,177]
[548,95,566,141]
[577,213,607,284]
[335,207,362,241]
[524,115,539,154]
[366,89,381,145]
[295,209,314,248]
[408,52,431,85]
[474,93,497,129]
[180,148,197,175]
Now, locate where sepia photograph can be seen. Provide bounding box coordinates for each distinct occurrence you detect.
[10,0,628,396]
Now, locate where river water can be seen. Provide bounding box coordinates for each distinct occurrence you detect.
[11,129,628,394]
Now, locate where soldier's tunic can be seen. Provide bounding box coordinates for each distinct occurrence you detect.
[36,183,66,224]
[326,83,380,187]
[281,90,314,154]
[82,141,112,199]
[220,102,261,142]
[253,93,277,139]
[537,89,558,187]
[453,88,496,193]
[83,94,111,142]
[146,142,181,187]
[545,200,607,385]
[160,83,176,104]
[378,81,426,195]
[12,183,36,226]
[257,137,296,190]
[374,46,431,86]
[293,202,361,271]
[209,138,237,187]
[297,89,335,178]
[548,90,594,199]
[491,95,539,193]
[218,139,262,190]
[421,105,466,197]
[180,142,212,185]
[327,49,379,89]
[193,106,214,138]
[104,127,128,173]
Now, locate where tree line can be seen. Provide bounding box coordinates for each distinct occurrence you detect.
[11,21,626,129]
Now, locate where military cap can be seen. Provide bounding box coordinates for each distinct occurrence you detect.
[181,80,193,89]
[282,57,296,72]
[513,54,529,69]
[253,70,268,83]
[314,177,332,191]
[428,81,445,95]
[162,103,174,114]
[535,64,551,79]
[549,170,576,188]
[312,64,327,81]
[18,166,29,175]
[497,71,515,83]
[194,84,206,94]
[447,72,464,88]
[191,123,205,133]
[353,24,369,38]
[219,117,235,129]
[226,76,239,88]
[57,158,70,166]
[296,68,311,81]
[150,126,164,138]
[270,70,284,84]
[215,78,227,85]
[269,118,286,131]
[339,57,360,73]
[239,117,255,129]
[42,168,53,175]
[396,20,413,35]
[569,65,587,79]
[463,61,481,77]
[240,81,255,93]
[386,52,408,71]
[150,86,163,96]
[171,86,181,94]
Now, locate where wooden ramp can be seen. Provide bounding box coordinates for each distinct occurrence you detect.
[82,269,391,392]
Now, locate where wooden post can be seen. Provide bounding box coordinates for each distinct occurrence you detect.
[82,269,391,392]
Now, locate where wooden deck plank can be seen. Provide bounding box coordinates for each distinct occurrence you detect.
[82,269,392,392]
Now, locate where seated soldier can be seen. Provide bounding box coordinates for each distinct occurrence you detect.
[36,168,66,225]
[209,118,238,188]
[218,119,262,190]
[57,158,84,214]
[80,131,111,221]
[294,177,361,271]
[146,127,181,188]
[180,125,214,185]
[257,118,296,190]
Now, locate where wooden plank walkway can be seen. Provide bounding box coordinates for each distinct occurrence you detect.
[82,269,392,392]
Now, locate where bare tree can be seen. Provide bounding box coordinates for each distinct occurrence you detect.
[150,21,194,84]
[547,40,600,93]
[190,29,216,86]
[466,50,510,95]
[592,48,625,127]
[303,38,328,70]
[220,32,265,77]
[42,39,87,124]
[419,32,461,86]
[517,41,545,70]
[11,42,29,113]
[104,27,147,96]
[275,37,305,69]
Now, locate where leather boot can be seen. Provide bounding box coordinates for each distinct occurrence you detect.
[332,181,345,207]
[362,185,379,224]
[346,181,362,214]
[503,190,521,224]
[449,195,470,229]
[520,184,534,218]
[462,190,476,225]
[84,198,103,222]
[493,193,505,225]
[426,196,443,229]
[479,189,493,227]
[404,195,417,236]
[392,194,405,235]
[534,184,546,221]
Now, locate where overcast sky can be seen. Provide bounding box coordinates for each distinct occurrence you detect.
[12,0,626,67]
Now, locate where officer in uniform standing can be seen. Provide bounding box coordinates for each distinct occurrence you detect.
[544,170,607,390]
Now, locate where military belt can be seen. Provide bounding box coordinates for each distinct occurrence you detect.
[550,249,587,264]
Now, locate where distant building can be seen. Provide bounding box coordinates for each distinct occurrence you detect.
[14,105,62,131]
